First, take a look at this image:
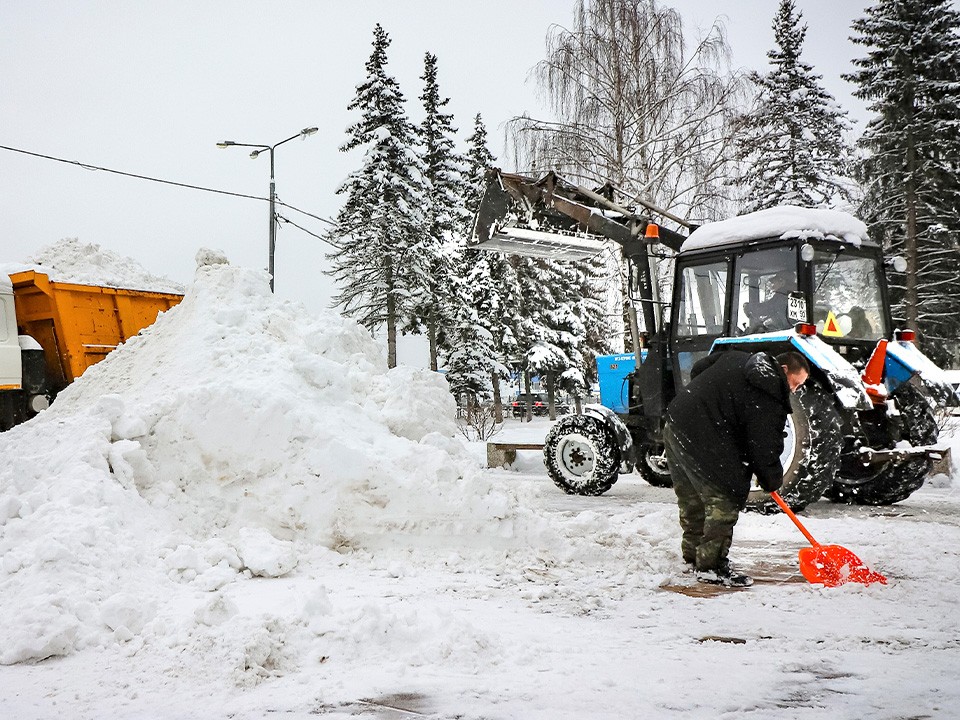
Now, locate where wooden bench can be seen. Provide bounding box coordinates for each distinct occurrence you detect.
[932,447,953,477]
[487,442,545,468]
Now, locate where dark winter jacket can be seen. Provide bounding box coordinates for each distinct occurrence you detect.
[665,350,792,506]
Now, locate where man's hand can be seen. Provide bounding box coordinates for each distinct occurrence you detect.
[760,475,783,493]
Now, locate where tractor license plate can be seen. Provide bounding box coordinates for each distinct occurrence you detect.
[788,293,807,322]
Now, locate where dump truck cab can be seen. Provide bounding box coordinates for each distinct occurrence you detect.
[0,275,51,430]
[0,276,22,390]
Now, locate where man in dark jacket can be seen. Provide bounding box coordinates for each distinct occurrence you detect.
[664,350,810,587]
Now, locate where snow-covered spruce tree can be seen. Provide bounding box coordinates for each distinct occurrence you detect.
[445,258,499,420]
[482,235,606,419]
[503,257,550,420]
[464,114,497,218]
[537,261,589,418]
[406,52,464,371]
[445,114,512,418]
[325,24,427,368]
[513,251,612,415]
[575,251,614,400]
[504,257,586,421]
[733,0,857,212]
[845,0,960,363]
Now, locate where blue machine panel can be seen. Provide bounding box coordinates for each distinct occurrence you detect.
[596,352,645,413]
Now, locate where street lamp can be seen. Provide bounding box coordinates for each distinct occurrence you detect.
[217,126,318,292]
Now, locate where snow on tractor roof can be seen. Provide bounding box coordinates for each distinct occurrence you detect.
[681,205,869,253]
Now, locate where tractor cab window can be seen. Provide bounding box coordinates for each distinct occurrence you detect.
[813,251,887,340]
[733,247,798,334]
[675,261,729,337]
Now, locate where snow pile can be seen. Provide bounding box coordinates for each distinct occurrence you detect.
[682,205,869,252]
[2,237,185,293]
[0,253,531,665]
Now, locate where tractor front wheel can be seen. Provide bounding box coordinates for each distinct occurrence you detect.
[544,414,621,496]
[636,443,673,488]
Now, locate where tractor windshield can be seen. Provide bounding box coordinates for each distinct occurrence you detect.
[812,251,887,340]
[733,246,798,334]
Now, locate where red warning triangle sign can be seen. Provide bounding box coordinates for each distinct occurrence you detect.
[823,310,843,337]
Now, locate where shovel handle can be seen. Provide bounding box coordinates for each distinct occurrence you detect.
[771,491,821,548]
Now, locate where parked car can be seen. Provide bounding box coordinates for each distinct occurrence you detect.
[510,393,548,418]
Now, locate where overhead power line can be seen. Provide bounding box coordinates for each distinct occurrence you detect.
[277,213,339,248]
[0,143,336,230]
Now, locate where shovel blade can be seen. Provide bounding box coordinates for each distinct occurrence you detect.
[798,545,888,587]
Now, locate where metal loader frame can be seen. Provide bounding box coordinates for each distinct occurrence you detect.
[470,168,690,446]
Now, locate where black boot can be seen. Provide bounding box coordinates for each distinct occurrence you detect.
[696,559,753,588]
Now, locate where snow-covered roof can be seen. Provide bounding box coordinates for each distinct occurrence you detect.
[0,275,11,293]
[681,205,869,253]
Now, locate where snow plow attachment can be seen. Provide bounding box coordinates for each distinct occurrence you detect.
[469,169,688,259]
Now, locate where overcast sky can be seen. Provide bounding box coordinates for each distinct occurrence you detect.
[1,1,874,361]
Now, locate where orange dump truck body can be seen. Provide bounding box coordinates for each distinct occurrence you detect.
[9,270,183,390]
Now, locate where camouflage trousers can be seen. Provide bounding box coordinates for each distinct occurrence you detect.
[663,422,741,572]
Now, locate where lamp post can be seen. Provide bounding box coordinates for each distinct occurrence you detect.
[217,126,318,292]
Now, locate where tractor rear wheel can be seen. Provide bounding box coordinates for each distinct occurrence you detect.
[544,414,621,496]
[826,383,937,505]
[746,383,842,513]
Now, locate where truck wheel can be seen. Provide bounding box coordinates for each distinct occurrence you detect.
[746,383,842,513]
[826,383,937,505]
[544,414,621,496]
[636,444,673,488]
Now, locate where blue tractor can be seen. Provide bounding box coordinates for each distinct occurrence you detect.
[471,170,956,511]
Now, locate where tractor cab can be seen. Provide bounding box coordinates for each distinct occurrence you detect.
[671,221,895,388]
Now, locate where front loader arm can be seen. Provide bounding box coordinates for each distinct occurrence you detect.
[469,168,689,388]
[469,168,689,345]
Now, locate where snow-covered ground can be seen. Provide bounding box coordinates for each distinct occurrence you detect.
[3,249,960,719]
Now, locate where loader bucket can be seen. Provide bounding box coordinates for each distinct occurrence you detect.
[469,170,628,260]
[469,169,689,259]
[470,171,514,248]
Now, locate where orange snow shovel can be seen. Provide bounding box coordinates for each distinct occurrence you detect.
[771,492,887,587]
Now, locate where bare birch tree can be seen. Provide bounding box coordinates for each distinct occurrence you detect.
[508,0,745,221]
[507,0,746,349]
